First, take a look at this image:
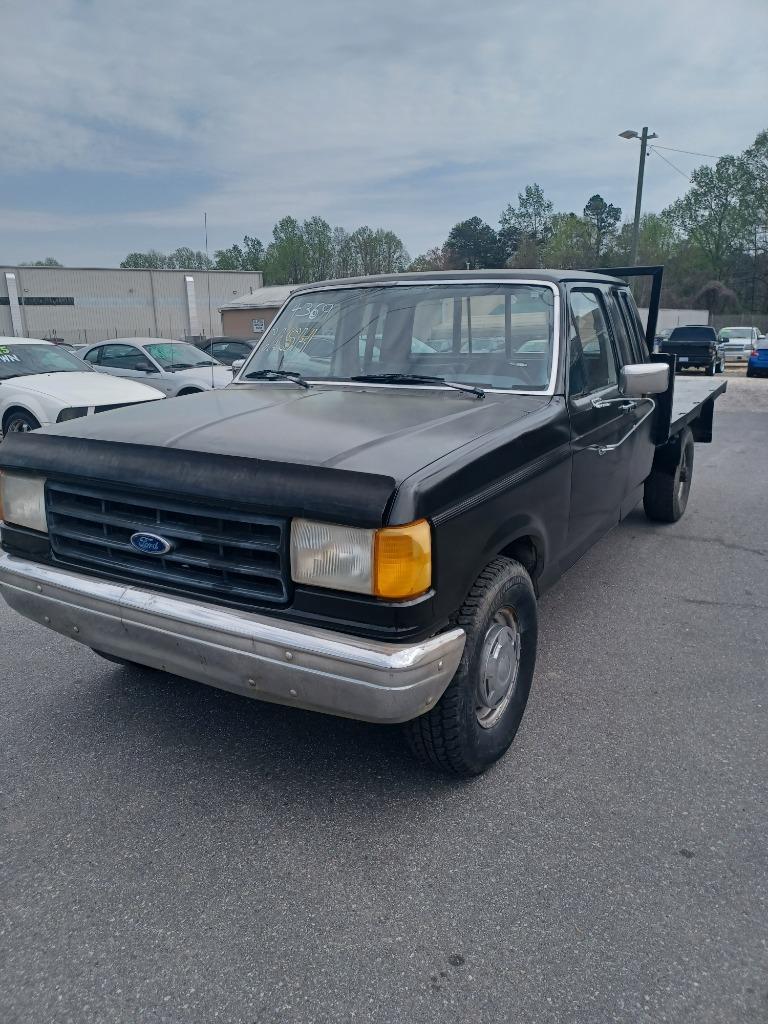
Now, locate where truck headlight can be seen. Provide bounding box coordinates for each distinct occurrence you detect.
[0,471,48,533]
[290,518,431,599]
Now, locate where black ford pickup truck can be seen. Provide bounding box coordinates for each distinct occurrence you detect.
[660,324,726,375]
[0,269,726,775]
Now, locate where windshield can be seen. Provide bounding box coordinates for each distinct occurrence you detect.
[719,328,752,339]
[144,342,219,370]
[237,283,556,391]
[0,343,93,380]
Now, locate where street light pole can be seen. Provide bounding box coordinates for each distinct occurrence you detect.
[630,127,650,266]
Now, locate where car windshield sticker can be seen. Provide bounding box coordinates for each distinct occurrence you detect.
[0,348,20,363]
[280,302,336,353]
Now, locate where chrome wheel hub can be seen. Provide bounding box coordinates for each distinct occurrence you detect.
[8,419,31,432]
[475,608,521,729]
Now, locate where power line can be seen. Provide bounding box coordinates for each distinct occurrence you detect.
[651,143,719,159]
[649,146,691,181]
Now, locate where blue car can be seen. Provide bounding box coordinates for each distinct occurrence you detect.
[747,340,768,378]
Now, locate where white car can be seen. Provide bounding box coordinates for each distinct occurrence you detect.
[718,326,761,362]
[0,337,164,436]
[80,338,233,396]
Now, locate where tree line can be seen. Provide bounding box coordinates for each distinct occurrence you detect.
[119,218,411,282]
[31,128,768,314]
[409,129,768,313]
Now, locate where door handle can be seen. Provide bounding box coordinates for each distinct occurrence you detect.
[588,399,657,455]
[591,396,638,412]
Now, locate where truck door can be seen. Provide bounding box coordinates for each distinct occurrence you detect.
[608,288,658,513]
[565,287,629,558]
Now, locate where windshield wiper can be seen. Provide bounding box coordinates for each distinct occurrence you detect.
[244,369,311,389]
[350,373,484,399]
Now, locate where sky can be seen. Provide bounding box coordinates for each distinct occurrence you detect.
[2,0,767,267]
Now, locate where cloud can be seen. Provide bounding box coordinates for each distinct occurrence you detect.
[2,0,767,263]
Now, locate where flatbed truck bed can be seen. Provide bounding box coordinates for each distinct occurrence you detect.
[669,376,727,443]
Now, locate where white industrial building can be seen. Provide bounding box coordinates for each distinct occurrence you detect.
[1,266,263,345]
[638,306,709,330]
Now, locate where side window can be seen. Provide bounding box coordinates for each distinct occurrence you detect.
[99,344,141,369]
[608,291,635,367]
[83,347,101,365]
[568,290,619,396]
[211,342,242,361]
[618,291,648,362]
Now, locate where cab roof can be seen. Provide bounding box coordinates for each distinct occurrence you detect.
[289,268,627,294]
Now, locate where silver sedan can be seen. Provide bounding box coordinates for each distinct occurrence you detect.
[81,338,233,396]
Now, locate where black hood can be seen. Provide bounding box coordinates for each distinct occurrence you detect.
[0,384,550,527]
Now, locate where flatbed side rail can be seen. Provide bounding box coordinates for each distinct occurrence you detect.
[669,377,727,444]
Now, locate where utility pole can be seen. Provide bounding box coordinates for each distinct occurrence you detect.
[621,127,657,265]
[630,128,650,265]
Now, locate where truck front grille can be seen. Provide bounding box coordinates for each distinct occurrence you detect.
[46,481,289,607]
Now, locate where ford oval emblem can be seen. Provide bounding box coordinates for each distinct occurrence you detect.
[129,532,173,556]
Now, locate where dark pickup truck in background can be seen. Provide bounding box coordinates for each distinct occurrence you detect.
[0,268,726,776]
[659,324,725,375]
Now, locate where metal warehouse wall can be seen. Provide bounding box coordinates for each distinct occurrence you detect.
[0,267,263,344]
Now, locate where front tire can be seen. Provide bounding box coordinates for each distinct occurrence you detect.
[3,410,41,435]
[404,557,537,776]
[643,427,694,523]
[705,361,716,376]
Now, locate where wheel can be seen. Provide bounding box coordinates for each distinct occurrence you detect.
[177,388,203,397]
[404,557,537,776]
[3,410,41,435]
[705,361,716,376]
[746,368,755,378]
[716,358,725,373]
[643,427,694,523]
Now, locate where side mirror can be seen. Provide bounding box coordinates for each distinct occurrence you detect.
[620,362,669,397]
[133,359,154,372]
[231,359,245,371]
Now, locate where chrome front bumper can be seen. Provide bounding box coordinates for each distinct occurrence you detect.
[0,552,465,724]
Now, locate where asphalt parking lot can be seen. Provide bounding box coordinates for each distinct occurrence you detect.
[1,374,766,1024]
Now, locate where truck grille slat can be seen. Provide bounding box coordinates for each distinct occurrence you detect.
[46,481,290,607]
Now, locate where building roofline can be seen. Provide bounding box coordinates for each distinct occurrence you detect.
[1,266,263,274]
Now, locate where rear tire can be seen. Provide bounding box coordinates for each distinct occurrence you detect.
[177,388,203,397]
[643,427,694,523]
[3,410,41,435]
[404,557,537,777]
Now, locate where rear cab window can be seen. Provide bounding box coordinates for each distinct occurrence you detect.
[617,290,648,362]
[668,326,717,342]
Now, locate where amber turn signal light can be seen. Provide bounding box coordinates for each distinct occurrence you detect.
[373,519,432,599]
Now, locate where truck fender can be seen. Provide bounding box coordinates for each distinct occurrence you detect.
[479,514,549,590]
